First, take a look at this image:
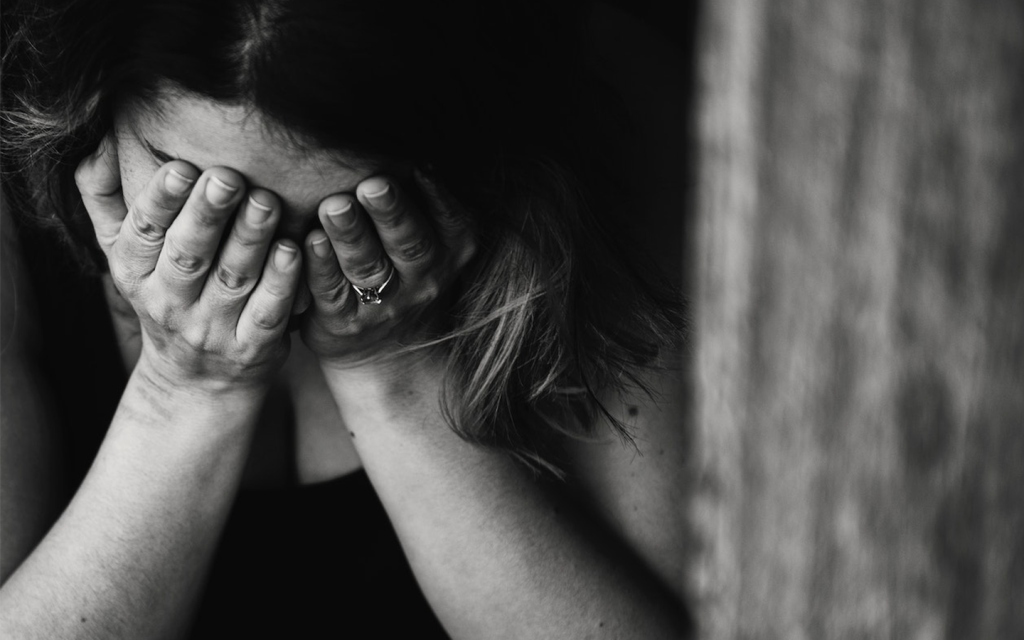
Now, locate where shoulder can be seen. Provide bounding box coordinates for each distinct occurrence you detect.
[562,349,690,602]
[561,11,691,599]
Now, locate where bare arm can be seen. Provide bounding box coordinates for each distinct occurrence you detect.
[321,356,690,639]
[290,5,691,631]
[1,200,252,637]
[0,139,300,638]
[0,363,263,638]
[294,164,689,637]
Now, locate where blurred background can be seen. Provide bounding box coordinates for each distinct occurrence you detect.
[682,0,1024,638]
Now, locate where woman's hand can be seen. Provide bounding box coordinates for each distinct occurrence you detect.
[300,170,476,372]
[76,135,301,393]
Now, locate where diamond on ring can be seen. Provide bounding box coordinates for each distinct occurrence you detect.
[351,265,396,305]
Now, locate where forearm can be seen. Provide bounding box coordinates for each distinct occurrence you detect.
[323,357,688,640]
[0,358,262,639]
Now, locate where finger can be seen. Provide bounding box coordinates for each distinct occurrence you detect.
[108,161,200,284]
[76,135,201,280]
[318,195,394,291]
[356,176,438,275]
[201,189,280,315]
[75,134,125,254]
[152,168,245,305]
[237,240,301,342]
[303,228,355,317]
[413,168,477,267]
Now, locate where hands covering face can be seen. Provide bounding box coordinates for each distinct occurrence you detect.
[76,135,477,390]
[302,171,477,371]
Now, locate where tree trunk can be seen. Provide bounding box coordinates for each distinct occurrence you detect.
[688,0,1024,638]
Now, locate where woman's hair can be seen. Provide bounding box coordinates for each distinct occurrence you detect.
[2,0,685,475]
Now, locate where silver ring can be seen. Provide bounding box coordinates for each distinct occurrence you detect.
[351,264,396,305]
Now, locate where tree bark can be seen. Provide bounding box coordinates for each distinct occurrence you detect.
[688,0,1024,638]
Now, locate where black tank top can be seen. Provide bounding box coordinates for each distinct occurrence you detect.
[16,222,449,638]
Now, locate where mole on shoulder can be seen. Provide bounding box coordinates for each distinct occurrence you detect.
[627,406,639,417]
[348,431,356,438]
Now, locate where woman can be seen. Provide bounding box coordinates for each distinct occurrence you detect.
[0,0,690,637]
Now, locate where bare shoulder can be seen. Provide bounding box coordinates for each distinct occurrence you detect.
[1,197,65,583]
[562,350,690,602]
[562,5,692,601]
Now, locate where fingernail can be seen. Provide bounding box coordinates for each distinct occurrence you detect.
[247,195,273,223]
[311,234,332,258]
[274,243,298,269]
[325,200,352,223]
[165,169,195,196]
[206,175,239,206]
[365,183,394,208]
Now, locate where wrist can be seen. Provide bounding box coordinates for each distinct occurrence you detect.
[320,349,444,419]
[321,346,440,388]
[129,350,269,421]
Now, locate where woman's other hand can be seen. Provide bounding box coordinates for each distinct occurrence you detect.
[300,170,476,372]
[75,135,301,393]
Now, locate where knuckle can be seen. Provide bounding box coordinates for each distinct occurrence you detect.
[317,280,350,310]
[373,208,405,231]
[433,203,460,224]
[147,299,176,328]
[250,304,285,331]
[308,268,345,296]
[427,188,465,219]
[260,277,291,300]
[396,237,433,263]
[165,242,206,276]
[127,207,166,245]
[151,187,187,216]
[190,204,227,229]
[335,223,373,246]
[346,259,389,283]
[232,225,270,249]
[214,263,252,293]
[181,324,212,351]
[439,215,472,240]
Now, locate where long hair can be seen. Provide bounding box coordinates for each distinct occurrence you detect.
[1,0,685,475]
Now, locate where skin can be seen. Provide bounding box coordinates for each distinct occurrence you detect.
[0,87,690,638]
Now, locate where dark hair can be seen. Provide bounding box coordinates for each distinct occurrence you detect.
[2,0,685,474]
